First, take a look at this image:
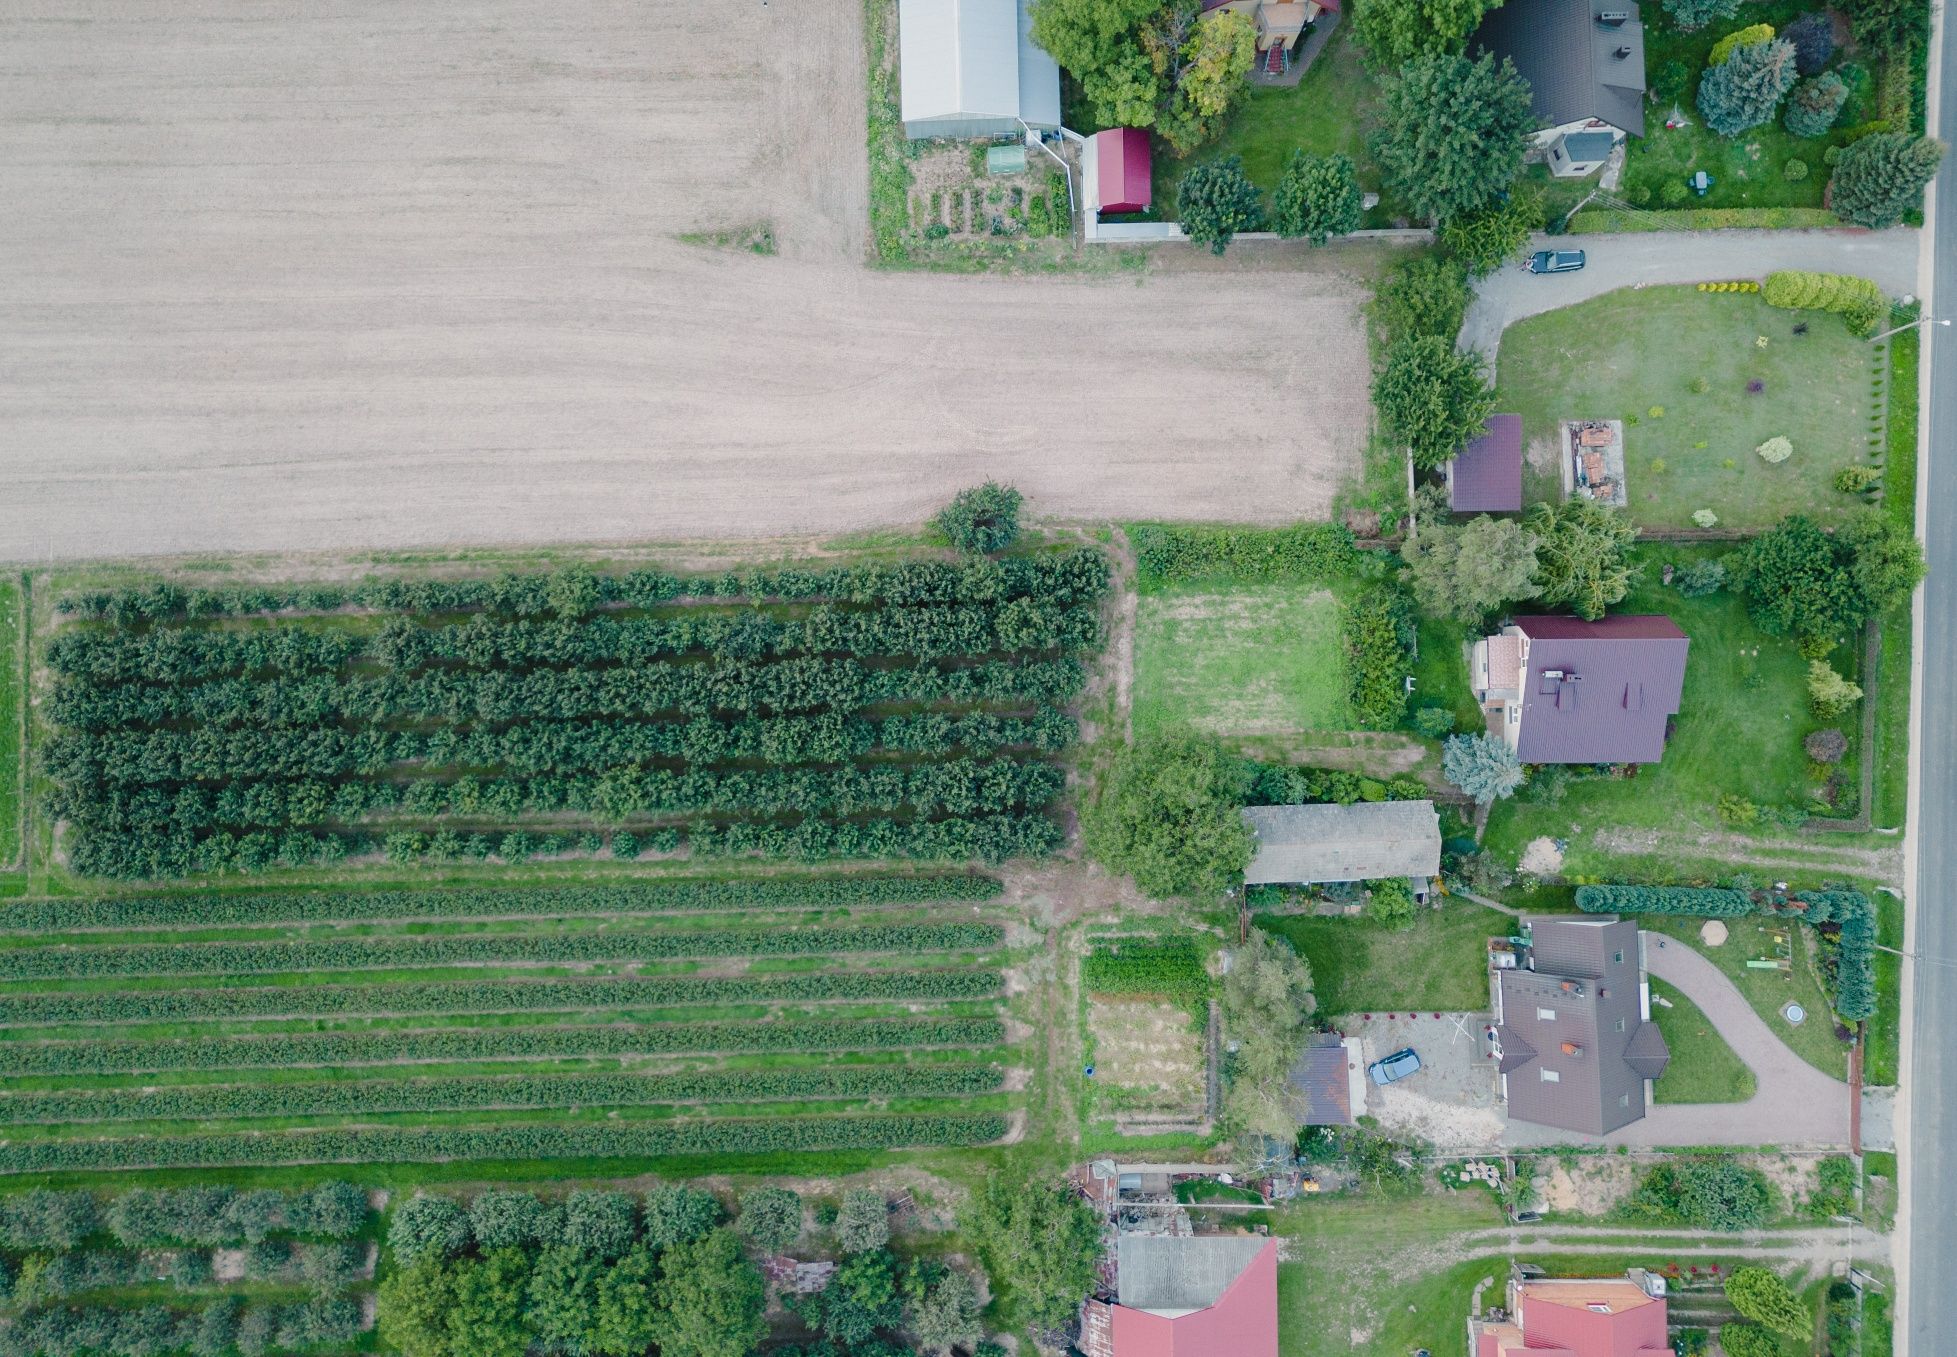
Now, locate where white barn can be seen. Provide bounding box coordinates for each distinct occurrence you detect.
[899,0,1062,140]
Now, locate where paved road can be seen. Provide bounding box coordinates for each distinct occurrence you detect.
[1505,933,1851,1149]
[1461,228,1922,359]
[1906,0,1957,1345]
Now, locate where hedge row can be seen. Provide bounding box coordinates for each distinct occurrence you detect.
[0,921,1004,981]
[0,1063,1005,1128]
[1129,522,1361,587]
[56,553,1109,623]
[0,1184,369,1251]
[0,874,1003,934]
[1,1296,358,1357]
[2,1016,1009,1076]
[1574,885,1877,1020]
[0,1113,1012,1173]
[1761,270,1887,336]
[0,968,1004,1027]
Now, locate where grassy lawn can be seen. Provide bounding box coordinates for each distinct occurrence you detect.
[1622,0,1873,213]
[1413,615,1482,731]
[1867,890,1903,1085]
[1484,545,1850,875]
[1649,977,1756,1104]
[0,575,18,870]
[1641,919,1849,1080]
[1255,904,1507,1014]
[1494,287,1880,533]
[1153,24,1411,227]
[1134,582,1351,741]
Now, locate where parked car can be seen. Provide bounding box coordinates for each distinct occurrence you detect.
[1368,1047,1422,1085]
[1527,249,1586,274]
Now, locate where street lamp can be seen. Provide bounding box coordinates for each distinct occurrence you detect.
[1867,315,1952,343]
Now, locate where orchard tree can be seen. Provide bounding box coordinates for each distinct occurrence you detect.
[388,1196,471,1267]
[468,1192,560,1251]
[1438,189,1543,275]
[1527,497,1641,619]
[735,1187,802,1255]
[1830,133,1947,228]
[934,482,1022,553]
[1354,0,1503,68]
[642,1186,723,1248]
[521,1248,605,1356]
[659,1231,767,1357]
[559,1191,639,1261]
[1403,515,1543,622]
[1274,151,1364,244]
[590,1249,664,1357]
[1373,335,1496,471]
[1178,156,1264,254]
[1662,0,1741,29]
[905,1266,985,1356]
[1373,51,1536,222]
[1443,732,1525,804]
[835,1190,891,1254]
[1081,735,1254,897]
[1697,38,1798,136]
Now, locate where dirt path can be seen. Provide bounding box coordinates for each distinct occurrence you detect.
[1392,1221,1891,1283]
[1592,826,1903,882]
[0,0,1373,563]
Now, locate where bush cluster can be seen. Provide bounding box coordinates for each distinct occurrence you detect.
[1129,522,1360,587]
[1695,280,1761,292]
[0,1297,358,1357]
[1761,269,1887,335]
[1340,587,1417,730]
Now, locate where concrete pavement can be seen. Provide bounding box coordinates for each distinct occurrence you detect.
[1504,933,1851,1149]
[1461,228,1922,359]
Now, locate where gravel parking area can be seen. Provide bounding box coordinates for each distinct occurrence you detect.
[1345,1011,1505,1150]
[0,0,1371,562]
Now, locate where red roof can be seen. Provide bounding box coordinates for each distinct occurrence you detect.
[1092,128,1152,214]
[1518,1282,1674,1357]
[1108,1239,1278,1357]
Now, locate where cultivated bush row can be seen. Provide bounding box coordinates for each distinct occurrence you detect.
[57,554,1109,624]
[0,1063,1005,1128]
[0,1183,369,1251]
[0,873,1002,934]
[0,1114,1012,1174]
[1081,941,1210,1001]
[0,921,1003,982]
[1340,587,1416,730]
[1575,885,1877,1020]
[0,967,1003,1027]
[52,708,1076,788]
[0,1297,358,1357]
[3,1016,1009,1076]
[1130,522,1361,586]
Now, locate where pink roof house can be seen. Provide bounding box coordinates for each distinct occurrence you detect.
[1087,128,1152,215]
[1080,1236,1278,1357]
[1474,1275,1676,1357]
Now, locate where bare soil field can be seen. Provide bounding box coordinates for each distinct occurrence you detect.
[0,0,1371,562]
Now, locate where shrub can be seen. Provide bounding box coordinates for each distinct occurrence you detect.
[1785,71,1849,136]
[1130,522,1358,586]
[1756,435,1794,463]
[1661,179,1691,205]
[1805,728,1849,763]
[835,1190,890,1253]
[1708,22,1776,65]
[1726,1267,1811,1338]
[1677,559,1727,597]
[1690,375,1711,393]
[1443,733,1525,804]
[1693,509,1719,528]
[934,483,1022,554]
[1364,878,1418,928]
[1413,706,1458,738]
[1720,1324,1781,1357]
[1371,253,1472,346]
[1653,57,1693,102]
[1718,794,1761,825]
[1662,0,1741,30]
[1808,659,1863,717]
[1807,1154,1857,1217]
[1342,586,1418,729]
[1783,157,1809,180]
[610,830,640,859]
[1836,465,1880,493]
[1439,189,1543,275]
[1781,11,1835,73]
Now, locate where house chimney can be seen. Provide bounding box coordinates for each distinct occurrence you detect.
[1614,44,1633,58]
[1562,1042,1585,1057]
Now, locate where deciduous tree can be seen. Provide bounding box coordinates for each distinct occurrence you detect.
[1373,335,1496,471]
[1081,735,1254,897]
[658,1231,767,1357]
[1403,515,1542,621]
[961,1176,1103,1330]
[1353,0,1504,68]
[1178,156,1264,254]
[1371,253,1472,345]
[1274,151,1364,243]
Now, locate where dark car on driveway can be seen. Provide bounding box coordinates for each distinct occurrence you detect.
[1528,249,1586,274]
[1368,1047,1422,1086]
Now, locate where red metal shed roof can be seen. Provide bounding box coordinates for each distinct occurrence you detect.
[1092,127,1152,215]
[1108,1239,1278,1357]
[1448,414,1524,512]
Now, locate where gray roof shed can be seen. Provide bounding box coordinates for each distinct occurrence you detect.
[899,0,1061,139]
[1474,0,1647,138]
[1496,915,1669,1136]
[1241,801,1442,886]
[1116,1234,1270,1316]
[1287,1032,1356,1126]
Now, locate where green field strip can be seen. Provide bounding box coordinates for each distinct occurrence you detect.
[0,921,1005,981]
[0,1062,1006,1127]
[0,960,706,996]
[0,1015,1009,1076]
[0,1112,1013,1173]
[0,967,1003,1027]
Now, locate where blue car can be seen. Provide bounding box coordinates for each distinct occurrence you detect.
[1368,1047,1423,1086]
[1528,249,1586,275]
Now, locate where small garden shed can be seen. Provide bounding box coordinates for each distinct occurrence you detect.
[1086,128,1152,215]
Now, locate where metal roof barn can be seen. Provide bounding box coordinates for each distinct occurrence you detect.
[899,0,1062,140]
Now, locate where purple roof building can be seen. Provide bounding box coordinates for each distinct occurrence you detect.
[1471,615,1689,764]
[1446,414,1524,513]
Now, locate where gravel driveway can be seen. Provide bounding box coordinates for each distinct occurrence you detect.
[1461,228,1923,359]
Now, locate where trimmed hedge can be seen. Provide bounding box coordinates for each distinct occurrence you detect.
[1575,884,1877,1020]
[1568,208,1839,233]
[1762,269,1887,335]
[0,968,1003,1027]
[0,1113,1012,1173]
[1,1016,1008,1076]
[0,874,1003,934]
[1130,523,1362,587]
[0,1064,1006,1127]
[0,921,1005,982]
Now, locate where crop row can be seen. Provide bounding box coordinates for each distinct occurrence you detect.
[75,809,1063,881]
[0,920,1002,982]
[75,756,1065,835]
[48,651,1087,734]
[0,1016,1009,1075]
[1081,941,1211,1001]
[0,1112,1012,1173]
[59,551,1109,624]
[0,1063,1005,1127]
[0,873,1002,935]
[1,1298,359,1357]
[0,967,1003,1026]
[50,707,1077,788]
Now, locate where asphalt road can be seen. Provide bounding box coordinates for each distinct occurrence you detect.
[1905,6,1957,1345]
[1460,227,1922,359]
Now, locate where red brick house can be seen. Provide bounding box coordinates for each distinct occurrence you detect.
[1472,1274,1675,1357]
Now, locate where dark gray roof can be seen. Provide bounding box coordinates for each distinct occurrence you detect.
[1449,414,1524,512]
[1116,1235,1268,1315]
[1561,130,1619,161]
[1474,0,1647,138]
[1496,916,1667,1135]
[1241,802,1442,885]
[1287,1033,1355,1126]
[1510,615,1689,765]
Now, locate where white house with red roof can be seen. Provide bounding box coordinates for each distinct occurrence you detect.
[1471,1273,1675,1357]
[1079,1235,1278,1357]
